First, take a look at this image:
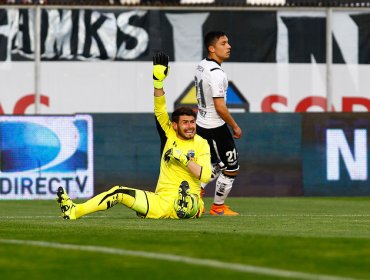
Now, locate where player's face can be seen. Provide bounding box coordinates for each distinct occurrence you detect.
[210,35,231,63]
[173,116,196,140]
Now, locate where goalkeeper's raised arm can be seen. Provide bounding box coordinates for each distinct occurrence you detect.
[153,52,171,136]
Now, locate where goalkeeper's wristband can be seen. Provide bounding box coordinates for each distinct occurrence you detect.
[153,80,163,89]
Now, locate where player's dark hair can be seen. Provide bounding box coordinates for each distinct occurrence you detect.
[172,107,197,123]
[204,30,227,52]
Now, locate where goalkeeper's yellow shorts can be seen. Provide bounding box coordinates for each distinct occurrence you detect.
[141,192,204,219]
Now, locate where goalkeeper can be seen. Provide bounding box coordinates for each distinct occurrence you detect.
[56,52,212,220]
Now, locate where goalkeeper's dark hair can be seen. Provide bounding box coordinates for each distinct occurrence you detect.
[172,107,197,123]
[204,30,227,52]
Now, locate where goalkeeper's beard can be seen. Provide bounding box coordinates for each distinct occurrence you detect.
[177,128,196,140]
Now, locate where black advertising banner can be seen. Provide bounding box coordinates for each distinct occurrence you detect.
[0,9,277,62]
[202,10,278,62]
[1,8,370,63]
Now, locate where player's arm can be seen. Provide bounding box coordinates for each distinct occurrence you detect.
[214,97,242,139]
[209,69,242,138]
[154,87,164,97]
[187,161,206,182]
[154,94,172,136]
[153,52,171,134]
[192,141,212,183]
[163,146,211,182]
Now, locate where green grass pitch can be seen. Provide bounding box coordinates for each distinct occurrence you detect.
[0,197,369,280]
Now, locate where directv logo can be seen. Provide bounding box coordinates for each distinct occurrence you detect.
[0,115,94,200]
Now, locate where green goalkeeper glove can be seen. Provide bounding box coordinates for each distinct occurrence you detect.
[163,148,190,166]
[153,52,169,89]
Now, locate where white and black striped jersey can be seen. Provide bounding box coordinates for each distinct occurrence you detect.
[194,58,228,129]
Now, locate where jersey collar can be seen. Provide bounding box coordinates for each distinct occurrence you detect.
[206,57,221,66]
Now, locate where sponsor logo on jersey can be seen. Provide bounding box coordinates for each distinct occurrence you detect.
[175,81,249,111]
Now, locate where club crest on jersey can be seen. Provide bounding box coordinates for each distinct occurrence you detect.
[187,150,195,160]
[199,109,206,117]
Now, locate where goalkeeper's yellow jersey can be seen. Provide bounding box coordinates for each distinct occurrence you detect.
[154,95,212,198]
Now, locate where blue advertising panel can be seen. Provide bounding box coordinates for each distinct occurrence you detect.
[302,113,370,196]
[231,114,303,196]
[0,115,93,199]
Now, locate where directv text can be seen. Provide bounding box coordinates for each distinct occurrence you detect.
[0,175,89,196]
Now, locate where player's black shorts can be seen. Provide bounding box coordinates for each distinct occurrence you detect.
[196,123,239,172]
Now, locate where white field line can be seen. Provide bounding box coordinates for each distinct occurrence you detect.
[240,214,370,217]
[0,239,359,280]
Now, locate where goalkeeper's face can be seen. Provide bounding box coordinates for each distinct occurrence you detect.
[173,116,196,140]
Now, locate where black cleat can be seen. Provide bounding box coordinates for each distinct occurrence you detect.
[175,181,191,219]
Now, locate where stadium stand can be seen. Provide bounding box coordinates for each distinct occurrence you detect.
[2,0,370,6]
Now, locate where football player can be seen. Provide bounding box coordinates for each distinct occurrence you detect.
[56,52,212,220]
[194,31,242,216]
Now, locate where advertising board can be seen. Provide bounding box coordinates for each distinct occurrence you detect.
[0,114,94,199]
